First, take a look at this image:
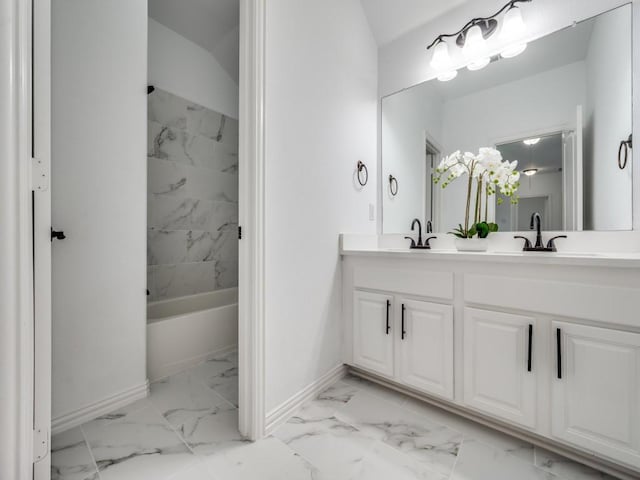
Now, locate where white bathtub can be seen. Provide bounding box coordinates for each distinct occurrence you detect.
[147,287,238,381]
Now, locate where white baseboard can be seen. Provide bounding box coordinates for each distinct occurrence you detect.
[265,364,347,435]
[149,344,238,382]
[51,380,150,436]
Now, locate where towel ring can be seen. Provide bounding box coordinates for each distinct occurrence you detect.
[356,161,368,186]
[618,134,632,170]
[389,175,399,196]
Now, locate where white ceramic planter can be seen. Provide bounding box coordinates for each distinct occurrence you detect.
[454,237,489,252]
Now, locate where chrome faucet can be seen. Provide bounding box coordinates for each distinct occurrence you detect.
[514,212,567,252]
[405,218,437,250]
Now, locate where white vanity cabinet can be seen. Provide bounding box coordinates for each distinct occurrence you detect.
[352,291,394,377]
[342,249,640,475]
[463,308,537,429]
[398,299,454,400]
[352,291,454,399]
[551,321,640,467]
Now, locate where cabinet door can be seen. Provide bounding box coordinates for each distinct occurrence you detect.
[464,308,536,428]
[352,291,394,377]
[552,321,640,468]
[399,299,453,400]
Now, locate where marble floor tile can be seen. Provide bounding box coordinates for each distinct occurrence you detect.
[82,405,195,480]
[167,462,216,480]
[204,436,320,480]
[50,427,99,480]
[452,439,559,480]
[335,391,463,477]
[402,396,535,463]
[341,373,408,406]
[149,372,246,456]
[535,447,617,480]
[188,352,239,406]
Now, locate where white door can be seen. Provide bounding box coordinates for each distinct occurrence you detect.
[552,321,640,468]
[399,299,453,400]
[464,308,537,429]
[353,291,394,377]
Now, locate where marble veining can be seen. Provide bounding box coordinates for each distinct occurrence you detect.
[147,88,238,302]
[52,356,615,480]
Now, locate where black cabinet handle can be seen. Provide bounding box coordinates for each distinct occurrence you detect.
[527,324,533,372]
[401,304,406,340]
[385,300,391,335]
[556,328,562,379]
[51,228,66,241]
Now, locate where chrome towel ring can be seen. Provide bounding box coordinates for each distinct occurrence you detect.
[389,175,398,196]
[356,161,368,186]
[618,134,632,170]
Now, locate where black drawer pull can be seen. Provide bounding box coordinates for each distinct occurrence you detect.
[385,300,391,335]
[527,324,533,372]
[556,328,562,379]
[401,304,406,340]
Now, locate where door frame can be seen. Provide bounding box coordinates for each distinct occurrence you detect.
[238,0,267,440]
[1,0,49,478]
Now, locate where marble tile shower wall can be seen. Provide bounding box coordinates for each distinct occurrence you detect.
[147,89,239,301]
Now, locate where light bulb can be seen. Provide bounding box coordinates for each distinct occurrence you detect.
[463,25,487,58]
[523,138,540,146]
[430,40,452,70]
[437,70,458,82]
[523,168,538,176]
[467,57,490,71]
[500,5,527,58]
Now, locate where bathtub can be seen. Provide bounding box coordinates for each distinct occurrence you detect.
[147,287,238,381]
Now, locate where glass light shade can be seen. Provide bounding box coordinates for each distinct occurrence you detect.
[523,137,541,146]
[463,25,486,57]
[430,40,452,70]
[467,57,490,71]
[437,70,458,82]
[523,168,538,176]
[501,42,527,58]
[501,5,526,41]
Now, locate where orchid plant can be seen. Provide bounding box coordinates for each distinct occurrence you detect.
[433,148,520,239]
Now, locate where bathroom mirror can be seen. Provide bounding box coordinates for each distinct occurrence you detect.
[382,4,633,234]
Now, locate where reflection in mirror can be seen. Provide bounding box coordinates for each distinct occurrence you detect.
[382,4,633,233]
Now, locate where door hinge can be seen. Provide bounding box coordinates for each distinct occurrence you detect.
[238,226,242,240]
[33,427,49,463]
[32,156,49,192]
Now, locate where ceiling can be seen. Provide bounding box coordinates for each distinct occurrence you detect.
[149,0,239,83]
[360,0,468,46]
[497,133,564,174]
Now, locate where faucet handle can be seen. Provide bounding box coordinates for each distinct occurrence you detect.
[425,236,437,249]
[514,235,532,250]
[546,235,567,252]
[404,236,417,248]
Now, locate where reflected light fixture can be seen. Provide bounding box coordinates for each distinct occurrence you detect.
[523,168,538,176]
[523,137,541,146]
[426,0,532,81]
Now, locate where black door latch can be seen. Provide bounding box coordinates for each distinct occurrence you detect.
[51,228,66,241]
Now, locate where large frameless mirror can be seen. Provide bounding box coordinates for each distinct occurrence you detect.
[382,4,633,233]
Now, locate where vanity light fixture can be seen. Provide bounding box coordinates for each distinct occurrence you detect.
[500,4,528,58]
[426,0,532,80]
[523,168,538,176]
[430,40,458,81]
[523,137,541,145]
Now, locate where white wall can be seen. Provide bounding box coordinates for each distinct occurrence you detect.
[51,0,147,420]
[148,19,239,120]
[264,0,378,412]
[382,82,443,233]
[439,62,586,231]
[583,5,633,230]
